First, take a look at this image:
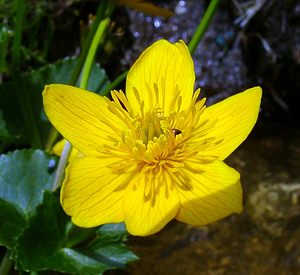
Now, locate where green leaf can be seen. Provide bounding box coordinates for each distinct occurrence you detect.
[16,192,137,274]
[15,191,69,270]
[48,247,131,275]
[97,223,128,242]
[0,199,26,248]
[0,57,110,147]
[0,150,136,274]
[88,223,138,268]
[0,149,55,248]
[89,243,138,270]
[0,149,54,216]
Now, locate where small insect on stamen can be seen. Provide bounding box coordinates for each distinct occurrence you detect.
[172,129,182,136]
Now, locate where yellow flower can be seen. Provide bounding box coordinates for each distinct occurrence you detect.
[115,0,173,17]
[43,39,262,236]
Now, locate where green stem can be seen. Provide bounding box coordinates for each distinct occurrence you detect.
[101,70,128,96]
[52,140,72,191]
[51,11,110,191]
[80,18,110,89]
[12,0,25,69]
[45,127,59,153]
[69,0,108,86]
[188,0,220,55]
[0,250,13,275]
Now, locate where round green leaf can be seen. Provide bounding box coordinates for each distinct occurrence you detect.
[16,192,137,274]
[0,149,55,248]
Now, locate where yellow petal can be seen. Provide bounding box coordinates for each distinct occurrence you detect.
[61,156,131,227]
[52,139,80,161]
[176,160,242,225]
[126,39,195,115]
[43,84,128,156]
[196,87,262,160]
[123,175,180,236]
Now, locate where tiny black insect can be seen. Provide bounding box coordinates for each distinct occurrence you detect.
[172,129,182,136]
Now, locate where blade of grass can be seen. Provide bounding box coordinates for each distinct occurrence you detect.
[69,0,108,86]
[188,0,220,55]
[12,0,25,68]
[101,70,128,96]
[80,18,110,89]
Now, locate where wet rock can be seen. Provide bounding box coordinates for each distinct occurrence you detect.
[248,182,300,237]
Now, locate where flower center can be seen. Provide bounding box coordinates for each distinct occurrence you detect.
[102,87,218,184]
[139,108,166,144]
[99,87,223,196]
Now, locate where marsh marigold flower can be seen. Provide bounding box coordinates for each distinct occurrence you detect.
[43,39,262,236]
